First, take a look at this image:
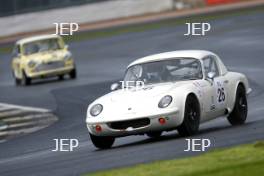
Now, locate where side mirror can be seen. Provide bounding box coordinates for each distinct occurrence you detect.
[110,83,119,91]
[207,72,216,80]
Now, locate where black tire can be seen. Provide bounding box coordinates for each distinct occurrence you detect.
[89,133,115,149]
[58,75,64,80]
[227,85,248,125]
[15,78,21,86]
[146,131,162,138]
[69,68,77,79]
[12,71,21,86]
[177,95,200,137]
[21,71,31,86]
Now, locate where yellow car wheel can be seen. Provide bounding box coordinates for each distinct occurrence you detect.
[15,78,21,86]
[58,75,64,80]
[12,71,21,86]
[69,68,77,79]
[21,71,31,86]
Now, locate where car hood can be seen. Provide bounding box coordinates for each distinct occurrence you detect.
[90,81,191,120]
[25,50,66,63]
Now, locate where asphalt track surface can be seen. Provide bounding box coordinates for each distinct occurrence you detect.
[0,9,264,176]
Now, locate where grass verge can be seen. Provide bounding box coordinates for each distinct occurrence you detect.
[1,5,264,55]
[86,141,264,176]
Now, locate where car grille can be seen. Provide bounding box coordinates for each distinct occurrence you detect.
[108,118,150,130]
[35,61,64,72]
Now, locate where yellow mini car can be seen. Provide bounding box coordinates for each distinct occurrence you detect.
[11,34,76,85]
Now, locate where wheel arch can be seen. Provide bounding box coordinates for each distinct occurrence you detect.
[229,81,246,113]
[177,91,201,126]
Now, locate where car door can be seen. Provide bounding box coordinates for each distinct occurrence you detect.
[211,56,227,114]
[202,56,227,120]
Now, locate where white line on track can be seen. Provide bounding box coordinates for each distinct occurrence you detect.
[0,103,50,113]
[0,140,93,164]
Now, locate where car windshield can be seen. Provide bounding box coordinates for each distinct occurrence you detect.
[124,58,203,86]
[23,38,62,55]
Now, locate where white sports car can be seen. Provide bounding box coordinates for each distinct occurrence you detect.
[86,50,251,149]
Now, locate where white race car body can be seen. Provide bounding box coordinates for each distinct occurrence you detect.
[86,50,251,139]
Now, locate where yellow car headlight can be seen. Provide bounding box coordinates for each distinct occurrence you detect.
[64,52,72,61]
[28,60,37,68]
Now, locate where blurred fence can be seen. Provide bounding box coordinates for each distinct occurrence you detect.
[0,0,110,17]
[0,0,249,17]
[0,0,173,37]
[206,0,241,5]
[0,0,258,38]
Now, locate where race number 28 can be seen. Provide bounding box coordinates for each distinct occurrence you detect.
[217,87,225,102]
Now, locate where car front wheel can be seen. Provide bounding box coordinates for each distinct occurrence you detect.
[15,78,21,86]
[146,131,162,138]
[177,95,200,137]
[12,71,21,86]
[89,133,115,149]
[21,71,31,86]
[227,85,248,125]
[58,75,64,80]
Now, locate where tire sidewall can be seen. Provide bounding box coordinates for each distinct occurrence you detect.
[21,70,31,86]
[89,133,115,149]
[178,95,200,136]
[228,85,248,125]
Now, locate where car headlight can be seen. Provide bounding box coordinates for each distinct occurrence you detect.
[90,104,103,116]
[28,60,37,68]
[64,52,72,61]
[158,95,172,108]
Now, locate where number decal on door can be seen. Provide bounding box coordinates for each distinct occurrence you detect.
[217,87,225,102]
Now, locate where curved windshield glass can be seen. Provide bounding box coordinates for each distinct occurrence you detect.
[124,58,203,86]
[23,38,62,55]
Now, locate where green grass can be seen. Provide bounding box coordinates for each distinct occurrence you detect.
[86,141,264,176]
[0,46,12,54]
[1,5,264,55]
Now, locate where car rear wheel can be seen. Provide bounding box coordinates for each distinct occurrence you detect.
[15,78,21,86]
[177,95,200,137]
[89,133,115,149]
[21,71,31,86]
[58,75,64,80]
[146,131,162,138]
[69,68,76,79]
[227,85,248,125]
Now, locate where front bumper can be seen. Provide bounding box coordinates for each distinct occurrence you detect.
[27,65,74,79]
[87,111,181,137]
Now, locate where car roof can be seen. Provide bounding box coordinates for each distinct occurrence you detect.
[16,34,61,45]
[128,50,215,68]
